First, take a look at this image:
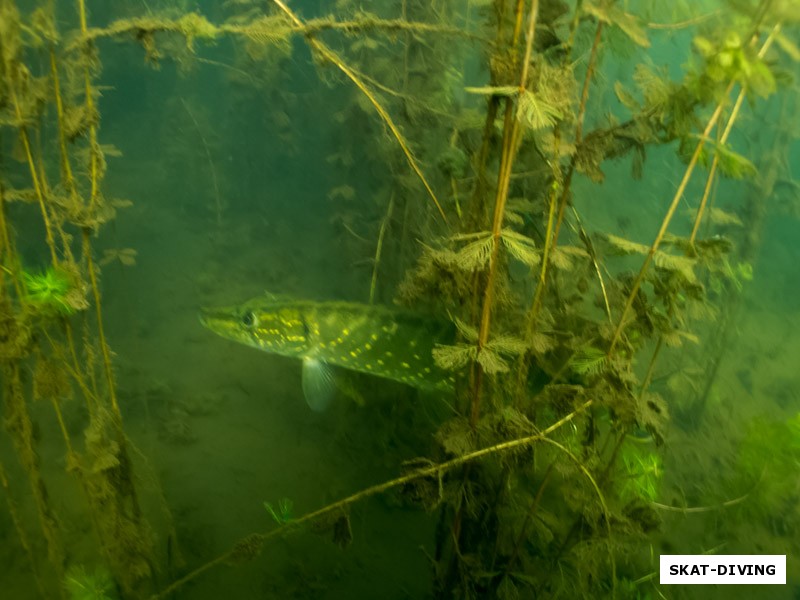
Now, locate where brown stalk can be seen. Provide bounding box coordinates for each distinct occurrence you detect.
[77,0,101,209]
[608,23,780,354]
[469,0,539,428]
[271,0,447,224]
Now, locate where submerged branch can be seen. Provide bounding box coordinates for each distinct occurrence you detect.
[152,400,593,598]
[69,13,476,49]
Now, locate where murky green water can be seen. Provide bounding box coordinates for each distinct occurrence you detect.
[1,1,798,598]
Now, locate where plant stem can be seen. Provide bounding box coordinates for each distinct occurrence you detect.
[608,24,780,354]
[152,400,593,599]
[271,0,448,224]
[470,0,539,428]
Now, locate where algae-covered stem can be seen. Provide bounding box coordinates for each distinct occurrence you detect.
[470,0,539,428]
[77,0,101,210]
[7,83,58,266]
[151,400,593,599]
[369,192,394,304]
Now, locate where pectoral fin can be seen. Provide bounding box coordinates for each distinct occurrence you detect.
[302,357,336,411]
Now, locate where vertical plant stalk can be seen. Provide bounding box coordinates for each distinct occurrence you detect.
[181,98,222,227]
[74,0,123,419]
[469,0,539,428]
[369,193,394,304]
[48,50,101,417]
[82,232,121,416]
[608,25,780,354]
[0,188,24,298]
[0,459,47,599]
[271,0,447,223]
[545,21,601,261]
[3,363,66,595]
[522,20,603,340]
[50,49,76,197]
[512,19,603,403]
[688,78,746,245]
[47,325,99,416]
[607,85,732,354]
[8,87,58,266]
[77,0,101,209]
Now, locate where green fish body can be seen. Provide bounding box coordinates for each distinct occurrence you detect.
[199,295,455,410]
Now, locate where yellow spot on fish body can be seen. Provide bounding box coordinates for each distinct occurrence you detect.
[371,333,379,341]
[401,362,411,369]
[365,364,373,370]
[377,359,385,366]
[410,340,417,348]
[386,351,393,358]
[364,343,372,350]
[350,351,357,358]
[413,354,420,360]
[424,367,431,374]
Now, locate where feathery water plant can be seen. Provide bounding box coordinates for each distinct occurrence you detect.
[619,445,662,504]
[264,498,294,524]
[64,565,118,600]
[22,267,80,316]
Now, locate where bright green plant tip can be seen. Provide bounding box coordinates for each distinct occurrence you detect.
[620,445,662,503]
[22,266,76,316]
[264,497,293,524]
[64,565,118,600]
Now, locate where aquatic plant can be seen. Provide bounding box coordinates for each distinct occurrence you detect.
[264,498,294,524]
[737,413,800,517]
[620,445,662,504]
[22,267,79,316]
[64,565,118,600]
[0,2,159,597]
[0,0,797,598]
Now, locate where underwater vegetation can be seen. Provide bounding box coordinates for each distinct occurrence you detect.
[264,497,294,525]
[22,266,85,316]
[0,0,798,598]
[64,565,119,600]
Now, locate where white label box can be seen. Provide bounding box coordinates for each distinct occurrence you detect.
[660,555,786,584]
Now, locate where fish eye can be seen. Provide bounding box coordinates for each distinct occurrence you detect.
[241,311,256,327]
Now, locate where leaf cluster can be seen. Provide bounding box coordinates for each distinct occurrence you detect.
[433,318,527,375]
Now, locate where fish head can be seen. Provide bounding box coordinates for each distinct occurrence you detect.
[199,296,310,357]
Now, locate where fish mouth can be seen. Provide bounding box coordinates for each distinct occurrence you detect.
[198,306,235,330]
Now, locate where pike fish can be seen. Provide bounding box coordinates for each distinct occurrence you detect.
[199,294,455,411]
